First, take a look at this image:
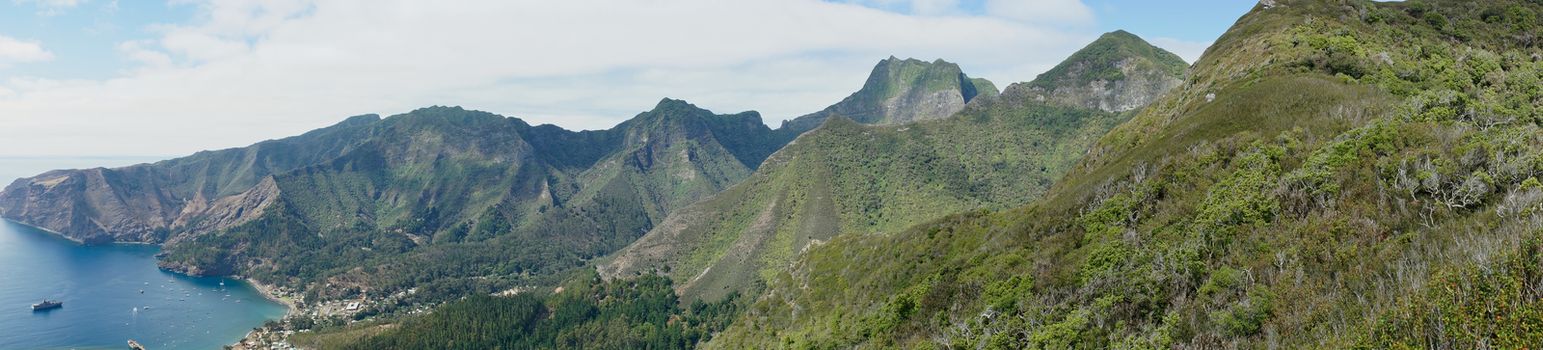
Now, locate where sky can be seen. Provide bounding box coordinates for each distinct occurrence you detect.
[0,0,1257,158]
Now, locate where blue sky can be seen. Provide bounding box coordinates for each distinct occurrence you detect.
[0,1,193,79]
[1084,0,1253,49]
[0,0,1258,157]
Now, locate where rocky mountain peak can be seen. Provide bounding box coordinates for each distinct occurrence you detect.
[1005,30,1188,113]
[777,57,998,134]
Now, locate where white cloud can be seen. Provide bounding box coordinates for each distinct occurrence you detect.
[116,40,172,68]
[1148,36,1212,64]
[911,0,961,16]
[0,0,1102,157]
[0,35,54,66]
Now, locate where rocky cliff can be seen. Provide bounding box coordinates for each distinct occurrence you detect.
[0,115,379,244]
[778,57,998,134]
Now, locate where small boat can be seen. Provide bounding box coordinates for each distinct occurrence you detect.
[128,339,147,350]
[31,300,62,311]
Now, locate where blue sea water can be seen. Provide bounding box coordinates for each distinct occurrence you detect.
[0,220,288,350]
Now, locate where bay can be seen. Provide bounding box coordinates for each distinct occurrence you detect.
[0,219,287,350]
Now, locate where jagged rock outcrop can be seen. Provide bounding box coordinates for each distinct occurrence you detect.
[1008,30,1188,113]
[778,57,998,134]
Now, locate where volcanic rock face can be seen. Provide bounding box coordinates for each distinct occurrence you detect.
[0,114,383,244]
[0,168,281,244]
[1010,57,1184,113]
[778,57,998,134]
[0,169,179,244]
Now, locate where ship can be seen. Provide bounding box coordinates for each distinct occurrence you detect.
[31,299,62,311]
[127,339,147,350]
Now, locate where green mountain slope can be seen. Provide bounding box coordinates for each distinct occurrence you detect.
[600,32,1186,303]
[166,101,797,298]
[709,0,1543,348]
[778,57,998,134]
[1,99,792,301]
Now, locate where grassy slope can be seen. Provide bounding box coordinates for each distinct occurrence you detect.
[710,0,1543,348]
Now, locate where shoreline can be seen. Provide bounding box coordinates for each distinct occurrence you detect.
[2,218,158,246]
[7,218,297,314]
[1,218,86,244]
[242,277,298,316]
[231,277,300,350]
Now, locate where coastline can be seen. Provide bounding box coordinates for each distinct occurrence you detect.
[1,218,157,246]
[243,277,298,316]
[1,218,86,244]
[8,218,298,315]
[231,278,301,350]
[2,217,297,349]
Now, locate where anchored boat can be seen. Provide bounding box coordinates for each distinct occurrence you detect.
[31,299,62,311]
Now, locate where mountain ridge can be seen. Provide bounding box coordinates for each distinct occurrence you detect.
[0,100,797,300]
[0,54,1008,303]
[600,31,1188,303]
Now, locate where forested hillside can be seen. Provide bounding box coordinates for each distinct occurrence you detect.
[322,30,1186,349]
[710,0,1543,348]
[292,272,740,350]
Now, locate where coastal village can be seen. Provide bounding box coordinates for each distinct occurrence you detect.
[231,282,430,349]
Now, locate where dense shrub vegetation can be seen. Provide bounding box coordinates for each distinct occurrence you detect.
[709,0,1543,348]
[201,0,1542,348]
